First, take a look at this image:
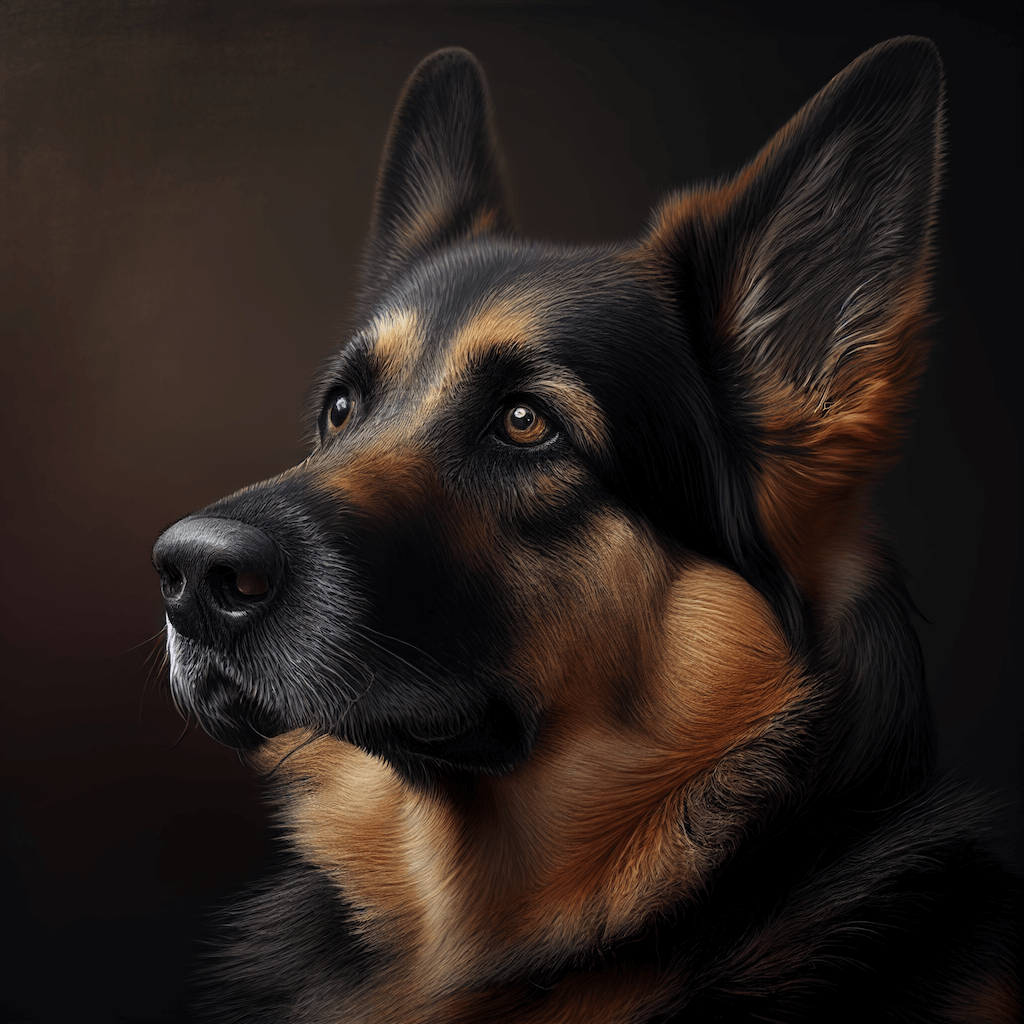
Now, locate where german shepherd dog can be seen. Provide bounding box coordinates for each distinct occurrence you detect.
[153,38,1019,1022]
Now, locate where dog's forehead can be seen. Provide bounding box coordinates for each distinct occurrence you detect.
[369,245,575,368]
[367,283,543,385]
[360,242,667,399]
[323,242,687,460]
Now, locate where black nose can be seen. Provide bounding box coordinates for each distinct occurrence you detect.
[152,516,282,640]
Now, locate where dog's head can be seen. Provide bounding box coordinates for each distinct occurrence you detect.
[154,42,943,807]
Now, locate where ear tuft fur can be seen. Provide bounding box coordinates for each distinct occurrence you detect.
[645,37,945,600]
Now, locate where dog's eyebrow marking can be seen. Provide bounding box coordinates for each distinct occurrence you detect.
[368,307,424,380]
[518,368,608,454]
[445,292,542,371]
[434,295,609,452]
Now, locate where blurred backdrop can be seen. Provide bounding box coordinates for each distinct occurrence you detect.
[1,2,1019,1020]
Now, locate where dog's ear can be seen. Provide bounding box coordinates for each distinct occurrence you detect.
[360,48,513,306]
[645,37,944,600]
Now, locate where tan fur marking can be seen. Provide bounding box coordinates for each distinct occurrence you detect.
[257,735,470,1022]
[316,437,499,574]
[320,440,432,522]
[467,205,501,237]
[488,554,802,947]
[656,559,801,744]
[446,293,543,370]
[529,371,608,455]
[427,295,608,453]
[396,187,454,254]
[646,179,745,250]
[748,292,929,606]
[368,307,423,381]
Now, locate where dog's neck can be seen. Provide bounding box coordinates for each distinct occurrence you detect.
[257,558,806,1021]
[260,728,675,984]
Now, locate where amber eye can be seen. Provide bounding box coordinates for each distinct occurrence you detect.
[325,386,354,432]
[502,403,549,445]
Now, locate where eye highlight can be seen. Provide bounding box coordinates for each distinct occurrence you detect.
[500,403,550,446]
[324,386,354,434]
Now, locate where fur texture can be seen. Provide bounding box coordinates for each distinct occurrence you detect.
[153,39,1019,1022]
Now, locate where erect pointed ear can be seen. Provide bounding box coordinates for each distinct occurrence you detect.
[359,47,514,305]
[644,37,944,601]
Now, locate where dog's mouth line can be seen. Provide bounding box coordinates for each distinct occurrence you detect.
[166,616,534,769]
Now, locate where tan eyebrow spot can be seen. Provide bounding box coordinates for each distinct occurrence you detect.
[446,294,543,373]
[369,308,423,380]
[526,371,607,453]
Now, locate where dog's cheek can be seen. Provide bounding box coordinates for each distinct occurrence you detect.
[316,442,575,646]
[311,451,516,693]
[503,523,805,768]
[651,560,806,767]
[500,508,672,717]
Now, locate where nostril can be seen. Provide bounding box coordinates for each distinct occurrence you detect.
[235,571,269,597]
[208,563,273,610]
[159,565,186,602]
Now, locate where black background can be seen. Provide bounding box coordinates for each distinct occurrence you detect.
[1,2,1019,1020]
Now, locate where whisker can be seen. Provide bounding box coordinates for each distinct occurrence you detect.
[138,634,170,724]
[169,716,193,750]
[265,731,324,775]
[356,625,445,686]
[121,627,169,656]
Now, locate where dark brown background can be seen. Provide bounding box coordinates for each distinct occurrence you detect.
[1,2,1019,1020]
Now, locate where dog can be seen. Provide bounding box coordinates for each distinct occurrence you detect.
[153,38,1019,1022]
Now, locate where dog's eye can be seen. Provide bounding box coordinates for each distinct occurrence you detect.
[325,387,354,432]
[501,403,550,445]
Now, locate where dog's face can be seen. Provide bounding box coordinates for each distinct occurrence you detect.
[155,42,942,809]
[154,238,763,778]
